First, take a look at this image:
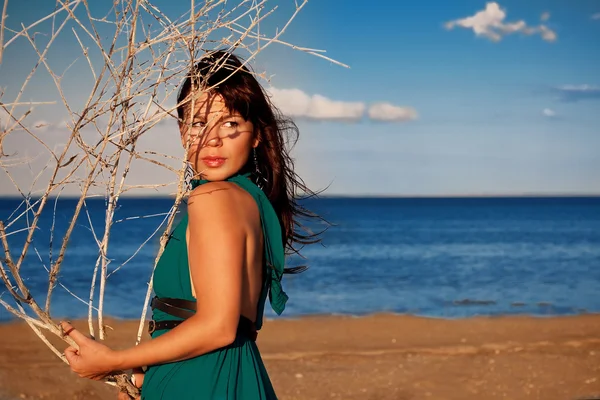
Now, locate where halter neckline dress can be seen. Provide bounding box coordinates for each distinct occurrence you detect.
[141,173,288,400]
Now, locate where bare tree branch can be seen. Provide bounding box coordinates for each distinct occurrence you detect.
[0,1,346,397]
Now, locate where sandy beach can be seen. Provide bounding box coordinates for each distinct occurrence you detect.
[1,313,599,400]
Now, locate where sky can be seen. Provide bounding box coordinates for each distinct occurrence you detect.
[1,0,599,196]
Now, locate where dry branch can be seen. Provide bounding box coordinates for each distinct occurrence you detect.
[0,0,346,397]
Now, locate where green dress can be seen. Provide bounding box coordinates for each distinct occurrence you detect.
[141,173,288,400]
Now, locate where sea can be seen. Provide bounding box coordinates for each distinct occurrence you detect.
[0,195,599,322]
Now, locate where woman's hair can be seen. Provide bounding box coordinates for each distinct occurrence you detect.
[176,49,326,272]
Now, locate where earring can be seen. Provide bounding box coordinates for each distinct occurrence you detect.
[184,162,195,190]
[253,148,267,190]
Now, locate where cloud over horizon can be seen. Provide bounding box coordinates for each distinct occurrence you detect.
[445,2,557,43]
[267,88,365,122]
[554,85,600,102]
[368,103,418,122]
[268,88,416,124]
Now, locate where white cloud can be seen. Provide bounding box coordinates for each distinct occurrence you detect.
[537,25,557,42]
[540,12,550,22]
[306,94,366,122]
[542,108,556,117]
[368,103,418,122]
[553,84,600,102]
[559,84,599,91]
[268,88,419,124]
[591,13,600,20]
[268,88,365,122]
[445,2,557,43]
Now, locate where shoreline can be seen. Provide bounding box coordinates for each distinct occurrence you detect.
[3,306,599,326]
[1,313,600,399]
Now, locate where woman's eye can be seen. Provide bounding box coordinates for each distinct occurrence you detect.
[222,121,238,128]
[192,121,206,128]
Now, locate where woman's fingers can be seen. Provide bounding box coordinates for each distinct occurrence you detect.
[60,321,89,345]
[132,371,144,388]
[59,324,118,380]
[131,366,144,388]
[64,346,79,365]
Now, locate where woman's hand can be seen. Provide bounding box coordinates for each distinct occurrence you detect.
[60,321,122,381]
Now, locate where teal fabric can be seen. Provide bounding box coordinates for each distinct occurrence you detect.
[141,173,285,399]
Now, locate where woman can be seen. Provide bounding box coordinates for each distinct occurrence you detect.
[60,50,322,399]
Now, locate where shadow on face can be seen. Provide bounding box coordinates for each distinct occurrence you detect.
[179,91,258,182]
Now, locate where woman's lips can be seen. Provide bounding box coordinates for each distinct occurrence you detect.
[201,156,226,168]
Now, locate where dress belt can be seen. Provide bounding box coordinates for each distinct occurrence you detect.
[149,296,258,341]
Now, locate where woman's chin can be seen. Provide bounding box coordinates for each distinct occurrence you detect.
[198,169,233,182]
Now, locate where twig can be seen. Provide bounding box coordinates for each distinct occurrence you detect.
[0,101,57,106]
[2,0,82,49]
[0,1,348,396]
[0,0,8,64]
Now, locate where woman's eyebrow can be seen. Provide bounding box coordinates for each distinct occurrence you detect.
[191,110,241,120]
[222,113,242,119]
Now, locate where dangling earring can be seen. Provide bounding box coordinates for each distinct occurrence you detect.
[253,147,267,190]
[184,162,195,190]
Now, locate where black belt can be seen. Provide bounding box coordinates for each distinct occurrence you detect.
[148,296,258,341]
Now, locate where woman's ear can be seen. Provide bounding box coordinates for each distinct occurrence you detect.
[252,130,261,148]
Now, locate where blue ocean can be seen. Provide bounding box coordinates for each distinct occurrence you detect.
[1,196,599,322]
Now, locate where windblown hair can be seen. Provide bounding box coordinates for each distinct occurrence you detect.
[176,49,326,272]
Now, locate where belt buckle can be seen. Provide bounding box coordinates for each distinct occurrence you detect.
[148,320,156,335]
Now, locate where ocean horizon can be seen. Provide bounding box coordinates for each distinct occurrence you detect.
[1,195,599,323]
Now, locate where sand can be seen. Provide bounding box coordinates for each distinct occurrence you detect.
[0,313,599,400]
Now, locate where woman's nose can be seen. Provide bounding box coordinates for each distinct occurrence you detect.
[205,135,222,147]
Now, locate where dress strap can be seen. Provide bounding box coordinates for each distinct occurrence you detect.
[190,173,288,330]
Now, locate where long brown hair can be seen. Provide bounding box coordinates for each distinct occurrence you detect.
[176,49,326,272]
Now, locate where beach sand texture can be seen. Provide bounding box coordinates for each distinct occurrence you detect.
[1,314,599,400]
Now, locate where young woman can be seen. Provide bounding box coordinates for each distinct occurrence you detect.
[60,50,322,399]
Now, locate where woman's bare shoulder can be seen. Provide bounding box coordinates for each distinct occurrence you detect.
[187,181,258,226]
[189,180,238,197]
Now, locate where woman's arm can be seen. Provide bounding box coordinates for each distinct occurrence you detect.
[62,181,250,377]
[114,181,246,369]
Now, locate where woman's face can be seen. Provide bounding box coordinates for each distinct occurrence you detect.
[180,91,258,182]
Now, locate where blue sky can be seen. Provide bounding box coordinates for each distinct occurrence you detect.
[1,1,599,196]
